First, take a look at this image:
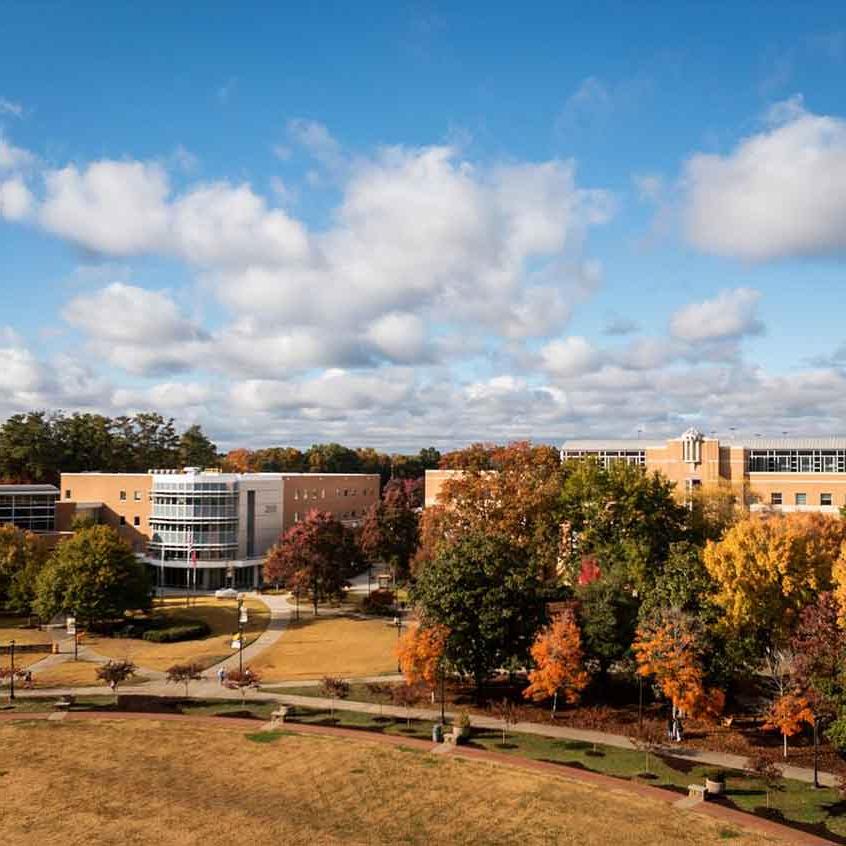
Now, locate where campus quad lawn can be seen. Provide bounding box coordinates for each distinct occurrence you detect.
[250,615,398,681]
[84,596,270,672]
[30,659,149,690]
[0,719,771,846]
[266,702,845,842]
[0,614,53,650]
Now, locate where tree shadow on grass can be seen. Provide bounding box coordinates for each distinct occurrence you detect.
[550,739,591,751]
[656,753,696,774]
[539,758,590,771]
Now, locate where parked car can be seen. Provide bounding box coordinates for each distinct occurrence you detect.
[214,588,239,599]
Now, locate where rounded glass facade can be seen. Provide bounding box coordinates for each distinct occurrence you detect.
[148,477,239,562]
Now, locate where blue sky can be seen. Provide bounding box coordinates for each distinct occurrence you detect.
[1,1,846,449]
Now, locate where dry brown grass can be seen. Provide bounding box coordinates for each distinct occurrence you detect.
[250,615,398,681]
[0,719,772,846]
[84,597,270,672]
[28,659,148,690]
[0,615,52,645]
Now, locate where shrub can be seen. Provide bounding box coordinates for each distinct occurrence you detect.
[826,717,846,752]
[361,588,395,615]
[142,621,211,643]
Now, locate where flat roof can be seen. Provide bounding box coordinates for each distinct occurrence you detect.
[561,440,664,451]
[0,484,59,495]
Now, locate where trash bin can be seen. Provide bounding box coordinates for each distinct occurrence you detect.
[432,723,444,743]
[52,642,60,654]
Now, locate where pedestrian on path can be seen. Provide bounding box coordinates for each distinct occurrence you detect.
[217,667,226,686]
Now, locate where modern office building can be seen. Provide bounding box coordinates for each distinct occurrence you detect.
[0,484,60,533]
[57,469,380,589]
[560,428,846,514]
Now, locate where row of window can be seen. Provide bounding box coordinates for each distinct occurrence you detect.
[748,450,846,473]
[770,492,837,506]
[293,509,361,523]
[293,487,375,500]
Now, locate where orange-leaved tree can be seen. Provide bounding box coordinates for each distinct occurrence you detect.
[633,608,724,720]
[523,611,590,718]
[763,692,815,759]
[397,623,448,697]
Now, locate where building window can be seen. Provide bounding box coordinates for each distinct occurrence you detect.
[795,493,807,506]
[311,489,318,499]
[821,493,833,506]
[134,491,141,501]
[133,516,140,527]
[344,489,348,496]
[293,511,300,523]
[119,490,127,501]
[351,510,356,518]
[336,488,341,497]
[294,489,299,500]
[321,488,325,499]
[119,516,126,526]
[65,489,71,499]
[770,492,782,505]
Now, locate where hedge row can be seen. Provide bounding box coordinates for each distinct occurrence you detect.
[142,621,211,643]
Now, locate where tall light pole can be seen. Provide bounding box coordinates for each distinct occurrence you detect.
[8,639,15,702]
[237,596,248,677]
[393,614,403,673]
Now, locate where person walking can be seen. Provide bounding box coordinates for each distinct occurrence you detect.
[217,666,226,686]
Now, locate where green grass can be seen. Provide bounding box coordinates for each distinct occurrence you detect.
[245,730,293,743]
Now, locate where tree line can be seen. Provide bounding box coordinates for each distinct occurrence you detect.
[0,409,443,487]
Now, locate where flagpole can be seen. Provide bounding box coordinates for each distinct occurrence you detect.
[186,526,192,609]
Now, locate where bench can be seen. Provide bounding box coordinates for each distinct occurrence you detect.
[53,696,75,711]
[270,706,289,727]
[687,784,707,801]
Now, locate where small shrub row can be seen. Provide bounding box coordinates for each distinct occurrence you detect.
[361,588,395,615]
[142,621,211,643]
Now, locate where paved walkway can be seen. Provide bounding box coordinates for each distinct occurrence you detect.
[0,708,835,845]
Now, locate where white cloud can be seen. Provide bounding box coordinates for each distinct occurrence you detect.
[683,99,846,260]
[365,312,429,363]
[287,118,345,171]
[62,283,209,376]
[670,288,764,343]
[0,177,33,220]
[0,98,23,118]
[112,381,213,410]
[0,137,34,171]
[540,336,604,377]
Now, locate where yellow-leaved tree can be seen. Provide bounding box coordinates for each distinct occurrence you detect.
[703,513,846,645]
[523,611,589,718]
[833,541,846,627]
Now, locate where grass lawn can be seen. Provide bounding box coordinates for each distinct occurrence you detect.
[29,659,148,690]
[0,718,771,846]
[0,614,52,646]
[268,703,844,843]
[83,597,270,672]
[250,615,399,681]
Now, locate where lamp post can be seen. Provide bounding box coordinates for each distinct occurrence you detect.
[8,639,15,702]
[813,716,820,789]
[393,614,403,673]
[237,596,248,677]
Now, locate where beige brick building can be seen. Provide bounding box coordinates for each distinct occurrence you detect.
[561,428,846,514]
[424,429,846,515]
[58,469,379,589]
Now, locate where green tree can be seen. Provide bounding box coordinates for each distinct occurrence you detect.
[0,412,59,482]
[560,458,687,590]
[412,531,547,698]
[97,659,138,705]
[113,413,180,472]
[304,443,362,474]
[263,511,362,614]
[0,524,50,614]
[576,575,638,676]
[417,447,441,470]
[34,525,151,624]
[178,424,219,468]
[53,412,117,473]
